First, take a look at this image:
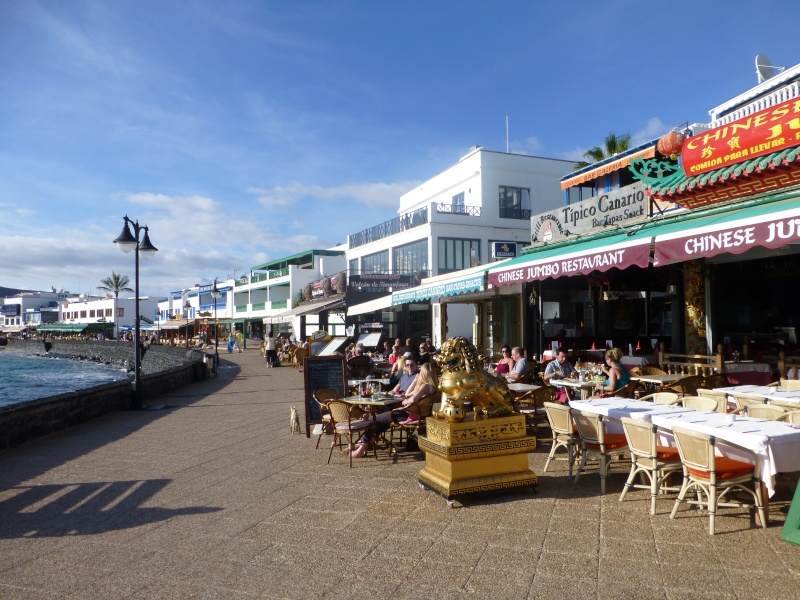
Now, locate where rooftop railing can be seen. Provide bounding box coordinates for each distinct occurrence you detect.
[436,203,481,217]
[348,207,428,249]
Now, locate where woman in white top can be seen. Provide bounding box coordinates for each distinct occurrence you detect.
[264,331,277,367]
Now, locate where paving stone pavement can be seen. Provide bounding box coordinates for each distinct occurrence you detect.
[0,348,798,599]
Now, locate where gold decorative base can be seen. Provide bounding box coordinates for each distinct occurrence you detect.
[418,413,537,500]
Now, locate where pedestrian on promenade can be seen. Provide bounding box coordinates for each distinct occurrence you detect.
[265,331,277,368]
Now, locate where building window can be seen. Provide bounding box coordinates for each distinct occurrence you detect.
[452,192,465,214]
[349,258,359,276]
[117,308,124,317]
[438,238,480,274]
[80,311,87,318]
[362,250,389,274]
[89,310,96,318]
[105,308,113,317]
[393,239,428,276]
[499,185,531,219]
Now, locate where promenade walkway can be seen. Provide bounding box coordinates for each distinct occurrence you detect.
[0,349,798,599]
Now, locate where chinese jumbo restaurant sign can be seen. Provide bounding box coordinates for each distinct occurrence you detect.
[682,97,800,176]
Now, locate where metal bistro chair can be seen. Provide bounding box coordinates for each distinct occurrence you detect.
[571,408,629,494]
[670,426,766,535]
[619,417,683,515]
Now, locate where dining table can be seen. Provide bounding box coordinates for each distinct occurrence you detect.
[348,378,391,395]
[556,378,600,400]
[571,397,800,499]
[507,382,541,393]
[714,385,800,410]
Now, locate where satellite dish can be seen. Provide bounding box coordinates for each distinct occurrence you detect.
[755,54,785,83]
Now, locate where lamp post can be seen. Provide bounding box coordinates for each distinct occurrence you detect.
[113,215,158,410]
[211,279,221,373]
[184,300,191,348]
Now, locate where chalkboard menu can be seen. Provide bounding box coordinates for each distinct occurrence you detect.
[302,355,348,437]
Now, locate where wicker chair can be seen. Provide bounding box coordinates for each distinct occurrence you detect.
[312,388,343,449]
[347,355,374,378]
[696,388,729,412]
[603,380,639,399]
[701,374,728,389]
[388,392,437,454]
[514,386,556,434]
[768,398,800,413]
[638,365,668,376]
[571,408,629,494]
[681,395,719,412]
[619,417,683,515]
[736,404,788,421]
[731,392,766,411]
[784,410,800,424]
[665,374,705,396]
[543,402,580,477]
[292,346,308,370]
[640,392,681,405]
[326,400,378,467]
[670,426,766,535]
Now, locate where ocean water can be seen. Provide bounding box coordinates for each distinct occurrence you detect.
[0,351,129,407]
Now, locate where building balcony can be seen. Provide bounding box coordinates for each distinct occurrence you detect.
[499,208,531,220]
[348,207,428,249]
[436,203,481,217]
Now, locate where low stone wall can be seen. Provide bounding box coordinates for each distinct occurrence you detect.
[1,340,208,449]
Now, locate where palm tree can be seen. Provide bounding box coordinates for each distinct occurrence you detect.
[98,272,133,339]
[574,132,631,169]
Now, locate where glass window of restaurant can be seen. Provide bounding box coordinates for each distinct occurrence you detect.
[438,238,480,275]
[709,251,800,357]
[348,257,359,277]
[538,267,673,355]
[393,239,428,276]
[499,185,531,219]
[362,250,389,274]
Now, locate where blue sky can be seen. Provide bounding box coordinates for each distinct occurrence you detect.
[1,0,798,297]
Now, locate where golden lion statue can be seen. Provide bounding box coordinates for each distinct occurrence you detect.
[434,336,514,421]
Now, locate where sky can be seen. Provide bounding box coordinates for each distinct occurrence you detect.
[1,0,799,298]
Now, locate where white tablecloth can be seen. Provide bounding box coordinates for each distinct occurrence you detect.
[571,398,800,496]
[715,385,800,409]
[724,362,772,373]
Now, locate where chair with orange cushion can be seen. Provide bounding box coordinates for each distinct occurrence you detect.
[669,426,766,535]
[619,417,683,515]
[571,408,629,494]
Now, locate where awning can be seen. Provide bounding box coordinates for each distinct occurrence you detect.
[2,325,27,333]
[391,264,493,305]
[347,294,393,317]
[487,231,652,288]
[651,195,800,266]
[157,322,189,330]
[269,298,345,323]
[38,323,88,333]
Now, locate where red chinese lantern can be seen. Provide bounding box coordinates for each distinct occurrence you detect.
[657,131,686,160]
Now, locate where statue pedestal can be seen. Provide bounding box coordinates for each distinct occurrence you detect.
[418,413,537,501]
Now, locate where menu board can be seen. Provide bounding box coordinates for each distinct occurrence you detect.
[302,355,347,437]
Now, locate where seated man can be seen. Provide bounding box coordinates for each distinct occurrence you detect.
[392,354,420,394]
[418,342,430,365]
[382,340,393,359]
[543,349,575,403]
[506,347,532,382]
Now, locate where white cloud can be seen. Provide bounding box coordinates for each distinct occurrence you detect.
[561,147,588,162]
[632,117,669,146]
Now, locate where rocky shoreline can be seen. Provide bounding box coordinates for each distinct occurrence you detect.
[1,339,209,449]
[7,338,203,376]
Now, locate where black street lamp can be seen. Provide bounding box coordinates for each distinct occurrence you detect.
[211,279,221,373]
[184,300,191,348]
[113,215,158,410]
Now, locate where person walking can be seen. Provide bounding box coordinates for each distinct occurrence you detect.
[265,331,277,368]
[235,330,244,353]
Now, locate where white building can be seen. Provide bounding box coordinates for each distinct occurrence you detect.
[346,147,573,346]
[2,289,70,333]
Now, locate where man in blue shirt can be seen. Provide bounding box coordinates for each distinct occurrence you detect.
[392,353,420,394]
[544,350,576,403]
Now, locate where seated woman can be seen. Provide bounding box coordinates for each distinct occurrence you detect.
[494,346,515,375]
[388,355,406,389]
[593,347,631,397]
[348,363,438,458]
